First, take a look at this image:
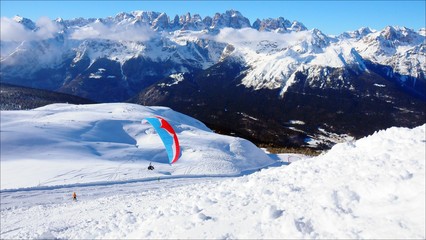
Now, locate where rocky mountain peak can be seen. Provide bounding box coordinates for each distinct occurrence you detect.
[211,10,251,29]
[382,26,399,40]
[13,15,36,30]
[152,12,169,30]
[114,12,134,22]
[289,21,307,32]
[378,26,422,44]
[131,11,161,24]
[252,17,293,32]
[340,27,373,39]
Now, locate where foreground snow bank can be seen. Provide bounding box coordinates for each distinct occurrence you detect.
[250,124,425,239]
[0,103,274,189]
[1,125,424,239]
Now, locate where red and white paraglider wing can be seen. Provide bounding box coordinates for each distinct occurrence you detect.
[143,117,181,164]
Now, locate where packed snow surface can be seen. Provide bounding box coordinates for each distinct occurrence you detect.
[1,104,425,239]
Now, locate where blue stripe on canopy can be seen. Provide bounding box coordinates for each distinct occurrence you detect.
[144,117,178,164]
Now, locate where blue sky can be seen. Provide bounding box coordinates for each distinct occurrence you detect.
[1,1,425,35]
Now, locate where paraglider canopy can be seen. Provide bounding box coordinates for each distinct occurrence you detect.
[143,116,181,164]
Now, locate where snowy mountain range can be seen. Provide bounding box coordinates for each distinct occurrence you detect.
[1,10,425,148]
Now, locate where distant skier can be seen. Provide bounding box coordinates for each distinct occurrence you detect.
[72,192,77,201]
[148,162,154,170]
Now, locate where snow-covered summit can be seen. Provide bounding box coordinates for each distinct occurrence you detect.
[11,15,37,30]
[252,17,307,33]
[339,27,374,39]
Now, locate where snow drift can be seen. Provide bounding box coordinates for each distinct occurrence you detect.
[0,103,274,190]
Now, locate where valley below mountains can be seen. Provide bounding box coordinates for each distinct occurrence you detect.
[1,10,425,149]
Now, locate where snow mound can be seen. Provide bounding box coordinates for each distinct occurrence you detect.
[0,103,274,189]
[229,124,425,238]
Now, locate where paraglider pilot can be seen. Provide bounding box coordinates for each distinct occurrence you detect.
[148,162,155,170]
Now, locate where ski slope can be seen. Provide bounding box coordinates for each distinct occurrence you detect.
[1,104,425,239]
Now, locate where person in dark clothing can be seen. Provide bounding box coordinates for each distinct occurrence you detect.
[148,162,154,170]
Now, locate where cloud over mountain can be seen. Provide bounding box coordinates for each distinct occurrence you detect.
[1,16,60,41]
[70,20,155,41]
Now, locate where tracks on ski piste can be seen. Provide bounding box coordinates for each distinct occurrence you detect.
[1,161,291,194]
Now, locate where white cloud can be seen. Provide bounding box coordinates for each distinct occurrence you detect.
[0,16,60,41]
[213,27,312,47]
[70,21,155,41]
[1,16,154,42]
[35,16,60,39]
[1,17,33,41]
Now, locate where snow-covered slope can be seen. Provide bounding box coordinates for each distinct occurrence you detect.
[1,120,424,239]
[0,103,274,190]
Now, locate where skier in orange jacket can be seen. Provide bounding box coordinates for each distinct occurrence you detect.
[72,192,77,201]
